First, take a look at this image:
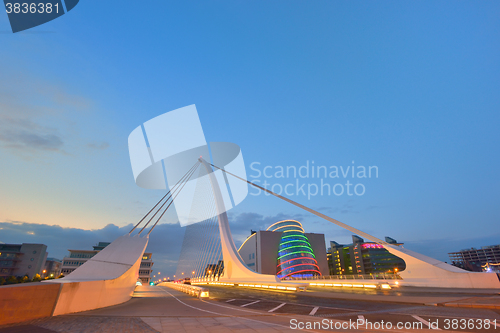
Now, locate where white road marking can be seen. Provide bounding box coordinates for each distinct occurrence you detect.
[269,302,287,313]
[226,299,235,303]
[309,306,319,316]
[412,315,441,330]
[241,300,261,307]
[159,287,318,332]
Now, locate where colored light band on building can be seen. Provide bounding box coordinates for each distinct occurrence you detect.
[266,220,304,231]
[277,250,315,261]
[361,243,384,249]
[282,234,309,241]
[278,244,314,253]
[237,233,256,252]
[269,219,321,279]
[277,257,319,268]
[281,269,322,279]
[279,239,313,247]
[271,224,306,233]
[277,263,321,276]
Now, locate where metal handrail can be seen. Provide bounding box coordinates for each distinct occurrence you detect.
[283,273,402,281]
[159,282,209,298]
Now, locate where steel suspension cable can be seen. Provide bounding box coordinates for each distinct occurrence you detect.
[129,160,200,235]
[147,162,201,235]
[202,216,220,280]
[137,161,201,235]
[201,192,220,279]
[208,161,387,245]
[192,183,214,279]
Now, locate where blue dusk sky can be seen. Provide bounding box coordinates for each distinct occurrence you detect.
[0,1,499,276]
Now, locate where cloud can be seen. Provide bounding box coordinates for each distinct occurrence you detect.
[0,72,93,157]
[0,126,63,152]
[315,202,380,215]
[87,142,110,150]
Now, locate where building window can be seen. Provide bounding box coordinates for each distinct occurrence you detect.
[28,265,32,269]
[30,258,34,261]
[33,250,37,254]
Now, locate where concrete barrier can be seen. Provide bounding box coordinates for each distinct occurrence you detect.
[159,282,209,298]
[0,283,61,326]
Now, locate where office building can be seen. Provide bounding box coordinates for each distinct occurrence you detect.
[449,244,500,272]
[328,236,405,275]
[43,258,62,278]
[0,243,48,279]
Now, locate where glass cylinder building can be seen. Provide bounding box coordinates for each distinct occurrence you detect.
[267,220,322,279]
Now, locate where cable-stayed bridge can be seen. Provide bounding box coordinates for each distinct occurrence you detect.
[2,159,500,329]
[40,157,499,318]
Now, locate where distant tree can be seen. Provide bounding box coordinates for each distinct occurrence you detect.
[20,275,30,283]
[6,276,18,284]
[0,277,5,285]
[32,274,41,282]
[57,273,64,279]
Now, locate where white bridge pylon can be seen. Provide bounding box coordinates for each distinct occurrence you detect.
[199,158,280,283]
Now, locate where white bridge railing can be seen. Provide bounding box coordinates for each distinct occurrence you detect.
[160,282,209,298]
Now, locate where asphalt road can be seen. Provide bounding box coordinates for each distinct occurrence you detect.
[204,285,500,332]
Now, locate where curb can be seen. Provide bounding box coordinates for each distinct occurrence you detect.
[438,303,500,310]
